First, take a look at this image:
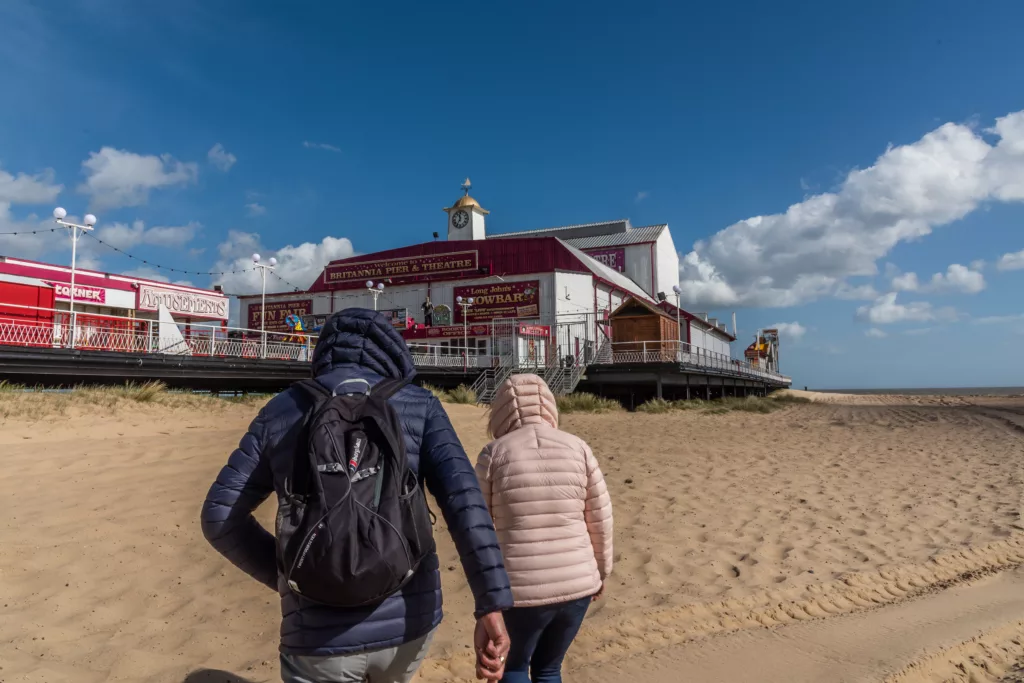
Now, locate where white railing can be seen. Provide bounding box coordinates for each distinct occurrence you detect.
[0,304,790,383]
[0,303,313,361]
[408,353,490,369]
[602,340,790,382]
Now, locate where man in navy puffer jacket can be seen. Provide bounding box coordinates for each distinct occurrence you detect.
[201,309,514,682]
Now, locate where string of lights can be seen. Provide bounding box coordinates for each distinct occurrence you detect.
[270,270,307,292]
[0,227,63,236]
[82,231,259,277]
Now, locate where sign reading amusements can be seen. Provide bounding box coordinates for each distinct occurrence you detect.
[453,280,540,323]
[137,284,229,320]
[248,299,313,333]
[324,251,479,285]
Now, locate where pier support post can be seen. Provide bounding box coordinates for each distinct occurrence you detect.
[656,376,663,400]
[705,376,711,401]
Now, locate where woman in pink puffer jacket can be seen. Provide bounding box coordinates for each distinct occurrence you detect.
[475,374,613,683]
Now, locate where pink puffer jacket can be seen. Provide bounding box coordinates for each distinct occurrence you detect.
[475,374,613,607]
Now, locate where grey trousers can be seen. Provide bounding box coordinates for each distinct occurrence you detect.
[280,630,435,683]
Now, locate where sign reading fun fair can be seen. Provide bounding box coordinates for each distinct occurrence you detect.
[138,284,229,320]
[44,281,106,304]
[454,280,540,323]
[248,299,313,333]
[324,251,479,284]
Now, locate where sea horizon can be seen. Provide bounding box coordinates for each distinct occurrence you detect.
[810,386,1024,396]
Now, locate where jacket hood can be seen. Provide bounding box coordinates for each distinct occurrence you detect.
[311,308,416,381]
[488,374,559,438]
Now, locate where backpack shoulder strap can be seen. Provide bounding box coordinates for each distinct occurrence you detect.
[370,377,410,402]
[287,379,333,500]
[293,378,332,404]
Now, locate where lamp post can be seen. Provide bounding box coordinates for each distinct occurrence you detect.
[672,285,682,361]
[53,207,97,349]
[252,253,277,359]
[456,295,474,370]
[366,280,385,311]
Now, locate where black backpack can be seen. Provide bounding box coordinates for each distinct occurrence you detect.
[275,376,436,608]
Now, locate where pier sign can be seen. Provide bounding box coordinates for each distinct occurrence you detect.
[402,324,490,339]
[248,298,313,333]
[44,281,106,304]
[453,280,540,323]
[324,251,479,284]
[582,247,626,273]
[138,285,229,320]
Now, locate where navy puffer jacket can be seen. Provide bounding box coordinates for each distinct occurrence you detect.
[200,308,513,655]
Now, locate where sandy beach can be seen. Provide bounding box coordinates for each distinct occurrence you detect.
[1,390,1022,682]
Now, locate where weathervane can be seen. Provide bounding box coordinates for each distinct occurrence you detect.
[461,177,472,196]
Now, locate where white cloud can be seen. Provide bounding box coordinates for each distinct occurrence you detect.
[892,272,920,292]
[0,166,62,204]
[865,328,887,338]
[121,266,193,287]
[246,202,267,217]
[78,147,199,210]
[635,190,650,203]
[970,259,987,271]
[768,321,807,340]
[212,230,355,294]
[122,266,169,283]
[207,143,237,172]
[973,313,1024,324]
[679,110,1024,308]
[903,327,934,336]
[997,249,1024,271]
[302,141,341,153]
[0,202,58,260]
[96,220,199,250]
[834,283,879,300]
[855,292,957,325]
[927,263,985,294]
[890,263,985,294]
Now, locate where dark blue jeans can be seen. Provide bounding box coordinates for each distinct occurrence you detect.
[501,596,591,683]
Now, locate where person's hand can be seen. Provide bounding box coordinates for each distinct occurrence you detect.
[592,581,605,602]
[474,611,510,680]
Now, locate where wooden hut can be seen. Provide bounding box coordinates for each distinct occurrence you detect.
[608,297,680,357]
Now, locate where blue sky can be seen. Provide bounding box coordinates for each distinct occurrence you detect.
[1,0,1023,389]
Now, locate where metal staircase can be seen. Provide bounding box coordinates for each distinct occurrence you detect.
[471,316,602,403]
[471,361,516,404]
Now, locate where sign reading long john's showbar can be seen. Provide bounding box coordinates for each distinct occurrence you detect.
[454,280,540,323]
[324,251,479,284]
[137,284,229,320]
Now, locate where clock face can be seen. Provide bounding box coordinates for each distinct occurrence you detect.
[452,210,469,230]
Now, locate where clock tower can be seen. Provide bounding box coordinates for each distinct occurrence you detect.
[443,178,488,241]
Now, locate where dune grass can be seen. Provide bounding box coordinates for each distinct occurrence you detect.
[445,384,478,404]
[556,392,623,414]
[421,383,450,401]
[420,383,478,405]
[0,381,268,420]
[635,393,810,415]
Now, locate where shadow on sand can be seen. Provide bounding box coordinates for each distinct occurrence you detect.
[183,670,259,683]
